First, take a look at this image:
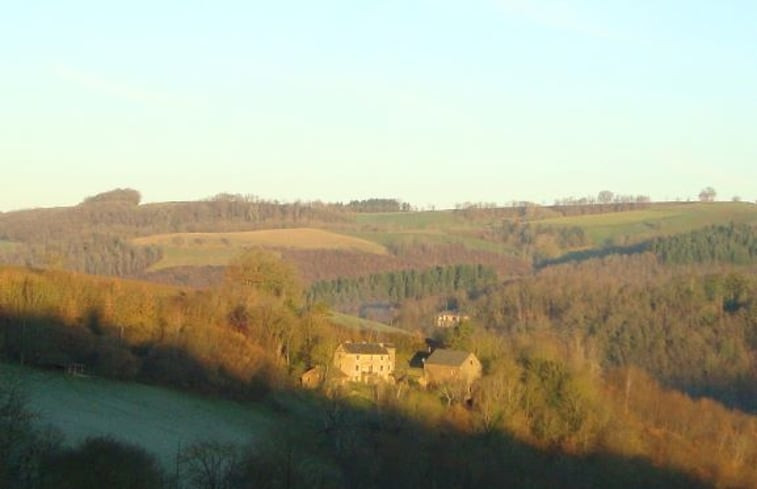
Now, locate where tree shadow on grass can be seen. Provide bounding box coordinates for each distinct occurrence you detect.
[536,242,651,269]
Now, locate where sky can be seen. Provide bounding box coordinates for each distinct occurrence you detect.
[2,0,756,211]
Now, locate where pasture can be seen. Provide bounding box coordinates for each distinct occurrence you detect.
[347,229,511,255]
[353,210,467,230]
[329,312,411,336]
[2,363,274,463]
[133,228,388,270]
[0,239,18,252]
[536,202,757,245]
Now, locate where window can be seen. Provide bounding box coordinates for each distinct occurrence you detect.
[380,365,384,371]
[355,365,359,371]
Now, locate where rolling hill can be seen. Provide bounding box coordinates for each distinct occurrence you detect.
[536,202,757,246]
[132,227,388,270]
[1,190,756,289]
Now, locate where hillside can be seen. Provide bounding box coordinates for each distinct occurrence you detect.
[1,363,274,463]
[536,201,757,246]
[327,311,411,336]
[132,228,389,270]
[3,190,755,290]
[2,257,757,487]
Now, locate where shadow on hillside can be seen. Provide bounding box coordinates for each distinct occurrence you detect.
[536,242,650,269]
[0,310,714,489]
[287,393,714,489]
[0,309,271,400]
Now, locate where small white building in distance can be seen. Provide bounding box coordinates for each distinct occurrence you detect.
[435,311,470,328]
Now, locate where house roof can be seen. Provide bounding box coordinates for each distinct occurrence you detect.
[425,349,472,367]
[339,342,389,355]
[300,366,324,378]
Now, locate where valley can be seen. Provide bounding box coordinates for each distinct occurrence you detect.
[1,191,757,488]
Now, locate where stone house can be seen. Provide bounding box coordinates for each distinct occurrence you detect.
[333,342,396,383]
[300,366,325,389]
[423,348,481,386]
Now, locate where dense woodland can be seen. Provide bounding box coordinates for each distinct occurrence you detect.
[475,220,590,261]
[469,254,757,409]
[652,223,757,265]
[307,264,497,308]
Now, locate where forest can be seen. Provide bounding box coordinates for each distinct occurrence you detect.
[307,264,498,308]
[652,223,757,265]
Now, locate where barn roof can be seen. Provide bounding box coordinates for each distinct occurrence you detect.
[425,349,472,367]
[339,342,389,355]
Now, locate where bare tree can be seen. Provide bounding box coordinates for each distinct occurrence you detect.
[698,187,717,202]
[597,190,614,204]
[178,441,241,489]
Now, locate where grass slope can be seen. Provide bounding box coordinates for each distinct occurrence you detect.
[534,202,757,245]
[3,363,274,463]
[347,229,511,255]
[329,312,411,336]
[351,203,757,254]
[133,228,388,270]
[354,210,466,230]
[0,239,18,252]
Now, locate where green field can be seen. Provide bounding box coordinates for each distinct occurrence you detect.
[349,203,757,254]
[347,229,512,255]
[133,228,388,270]
[0,239,18,252]
[2,363,274,463]
[329,312,411,336]
[353,210,467,230]
[347,209,516,255]
[536,202,757,245]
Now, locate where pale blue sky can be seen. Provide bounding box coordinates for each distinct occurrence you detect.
[2,1,755,211]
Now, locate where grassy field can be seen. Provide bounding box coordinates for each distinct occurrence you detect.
[536,202,757,245]
[347,229,512,255]
[329,312,411,336]
[2,363,274,463]
[353,210,470,230]
[133,228,388,270]
[348,210,515,255]
[0,239,18,252]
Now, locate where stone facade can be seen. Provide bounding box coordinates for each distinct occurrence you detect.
[333,342,396,383]
[423,349,482,386]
